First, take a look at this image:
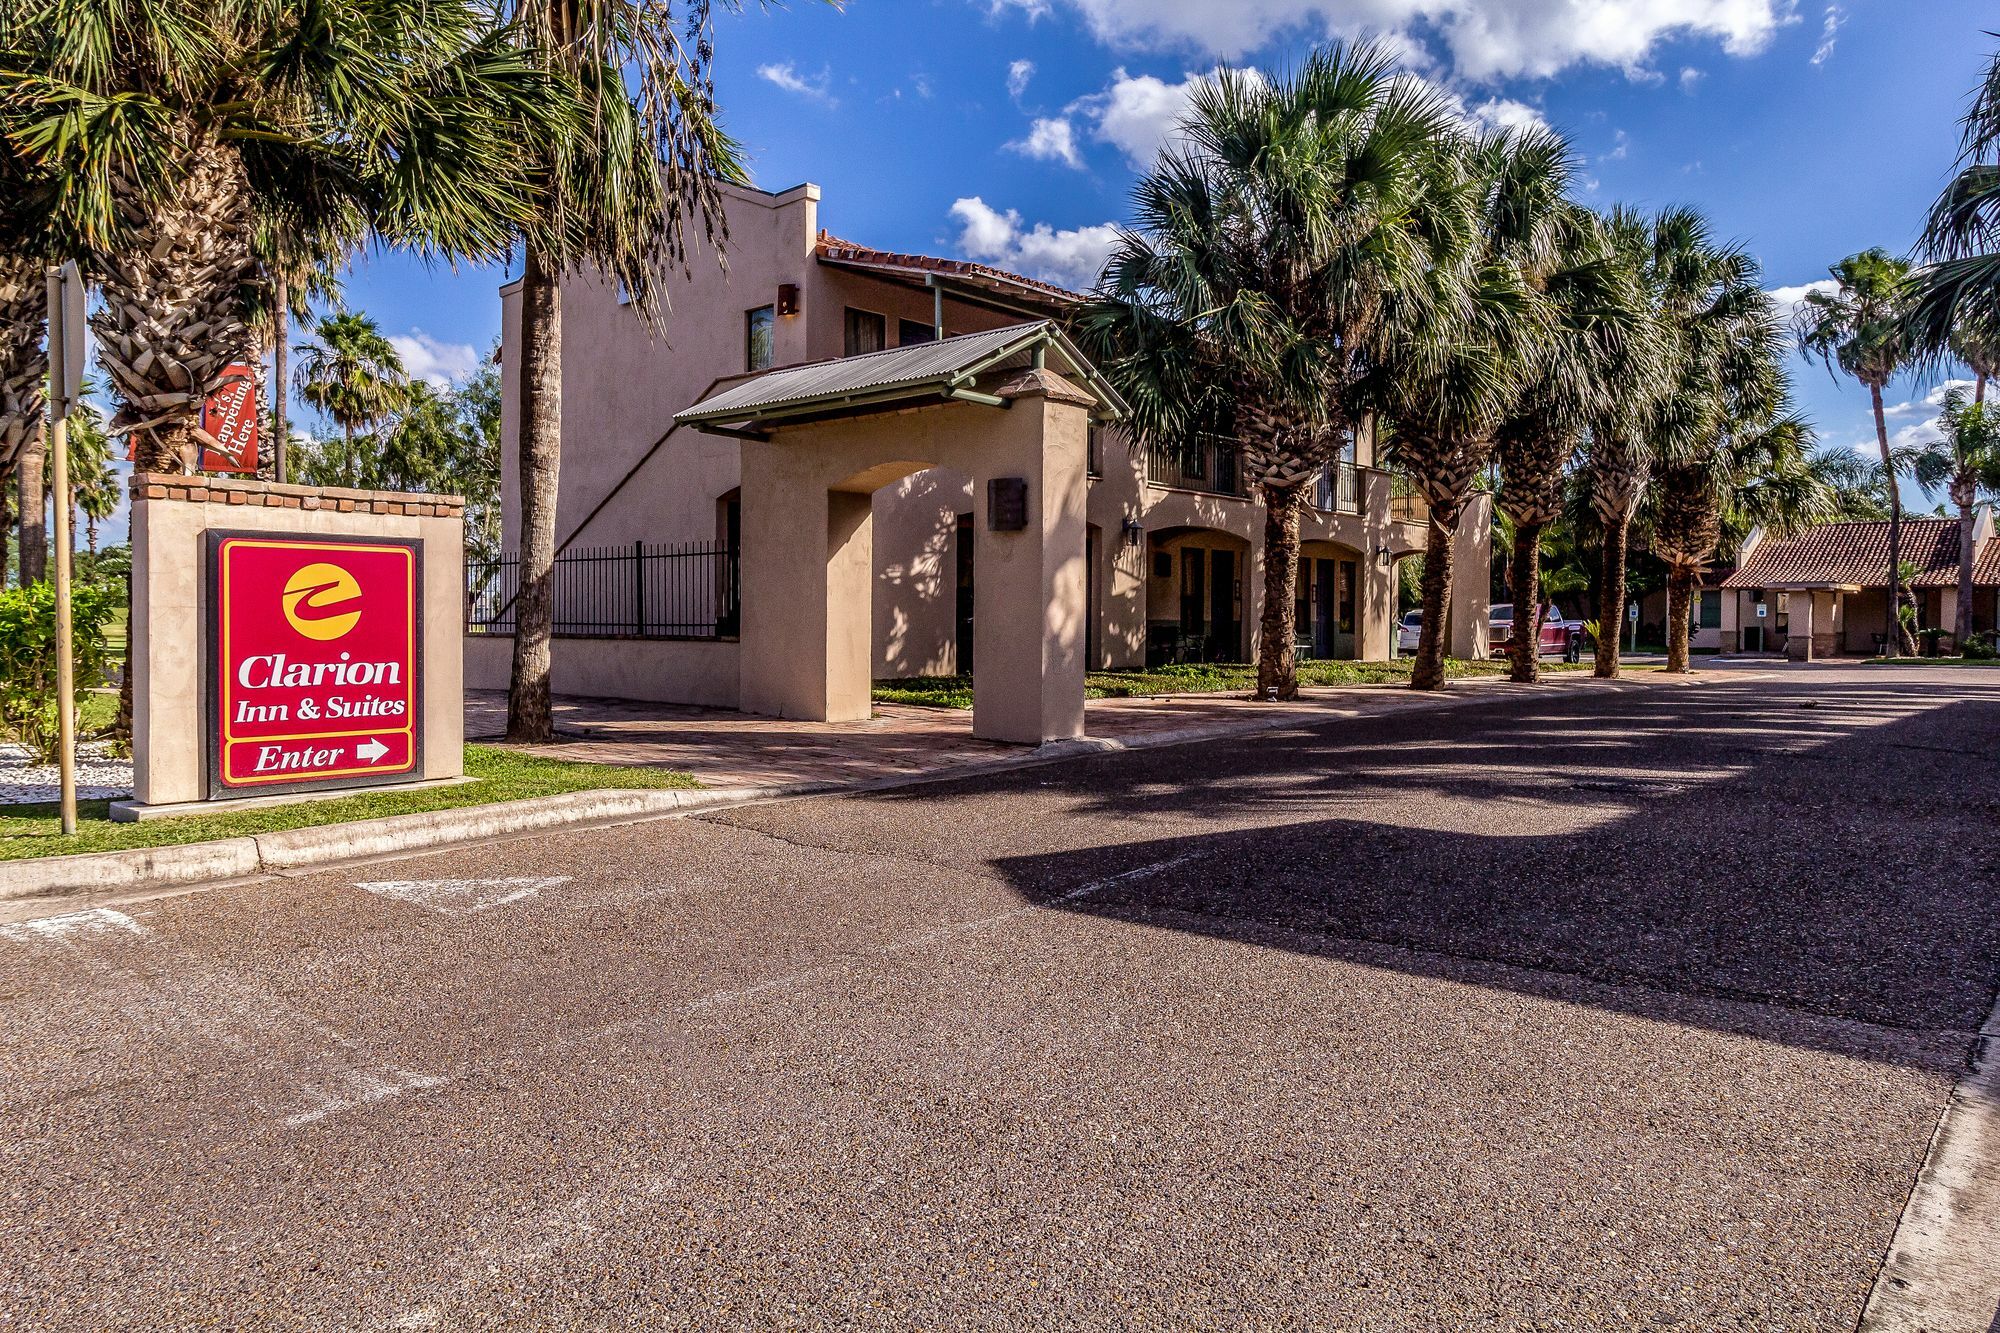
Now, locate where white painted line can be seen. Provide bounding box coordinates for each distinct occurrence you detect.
[354,876,572,916]
[0,906,149,946]
[1859,991,2000,1332]
[286,1067,447,1127]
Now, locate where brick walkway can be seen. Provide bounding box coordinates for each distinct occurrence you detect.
[463,678,1592,791]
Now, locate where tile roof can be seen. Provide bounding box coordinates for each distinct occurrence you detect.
[1722,518,1991,589]
[814,232,1086,307]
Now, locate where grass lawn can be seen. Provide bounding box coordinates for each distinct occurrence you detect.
[0,744,698,863]
[875,657,1595,709]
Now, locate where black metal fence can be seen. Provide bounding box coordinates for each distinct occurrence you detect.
[466,540,740,639]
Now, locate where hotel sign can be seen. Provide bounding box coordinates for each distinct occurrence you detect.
[207,533,423,797]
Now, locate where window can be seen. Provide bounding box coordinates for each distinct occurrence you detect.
[1698,590,1722,629]
[745,305,774,372]
[898,318,937,346]
[844,307,886,357]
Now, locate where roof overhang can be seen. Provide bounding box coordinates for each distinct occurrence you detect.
[675,320,1128,438]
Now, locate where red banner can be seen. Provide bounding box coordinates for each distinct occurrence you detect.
[208,534,423,796]
[199,365,260,473]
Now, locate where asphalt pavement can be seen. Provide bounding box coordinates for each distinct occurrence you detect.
[3,664,1997,1330]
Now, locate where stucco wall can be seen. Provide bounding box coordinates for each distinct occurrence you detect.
[130,476,465,807]
[463,633,739,708]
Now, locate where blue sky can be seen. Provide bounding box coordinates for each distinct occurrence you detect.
[279,1,1996,529]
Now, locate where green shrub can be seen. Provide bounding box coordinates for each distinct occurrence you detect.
[0,581,122,763]
[1965,631,1999,661]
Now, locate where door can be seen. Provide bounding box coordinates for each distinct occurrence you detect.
[1333,559,1358,659]
[955,513,974,674]
[1210,549,1238,660]
[1181,548,1208,657]
[1314,558,1336,658]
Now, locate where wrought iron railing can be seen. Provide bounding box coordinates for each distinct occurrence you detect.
[1146,436,1245,496]
[466,540,740,639]
[1389,475,1430,525]
[1311,461,1361,514]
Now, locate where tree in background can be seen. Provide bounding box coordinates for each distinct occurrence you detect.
[294,314,410,463]
[1909,385,2000,643]
[494,0,753,742]
[0,169,51,586]
[1083,45,1474,699]
[1795,249,1916,655]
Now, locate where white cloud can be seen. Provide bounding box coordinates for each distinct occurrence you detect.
[1074,67,1212,167]
[1010,116,1085,167]
[1601,128,1629,161]
[757,62,836,105]
[390,331,480,389]
[1465,96,1549,134]
[1679,66,1705,92]
[948,197,1122,290]
[986,0,1797,83]
[1007,58,1036,98]
[1811,4,1843,66]
[1766,278,1838,324]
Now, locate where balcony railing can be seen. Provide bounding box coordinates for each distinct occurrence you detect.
[1145,436,1245,496]
[1311,461,1361,514]
[1389,475,1430,526]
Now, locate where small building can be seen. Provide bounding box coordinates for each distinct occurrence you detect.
[468,180,1489,713]
[1703,513,2000,658]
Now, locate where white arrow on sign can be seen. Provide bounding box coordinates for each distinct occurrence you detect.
[356,738,389,764]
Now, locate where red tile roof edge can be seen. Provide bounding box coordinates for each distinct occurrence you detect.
[814,231,1086,305]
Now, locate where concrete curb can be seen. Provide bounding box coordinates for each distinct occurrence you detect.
[0,670,1701,905]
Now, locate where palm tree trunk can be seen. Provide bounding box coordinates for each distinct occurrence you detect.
[1871,381,1906,657]
[86,516,98,557]
[17,441,45,585]
[273,279,290,484]
[1977,371,1988,407]
[1507,521,1542,684]
[1666,565,1693,673]
[508,243,563,741]
[1410,515,1454,691]
[0,465,13,585]
[1955,484,1976,647]
[1594,517,1630,679]
[1255,486,1303,700]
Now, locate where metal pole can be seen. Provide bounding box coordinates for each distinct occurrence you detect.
[46,265,77,836]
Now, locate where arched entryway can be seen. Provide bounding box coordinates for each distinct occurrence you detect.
[1297,540,1365,660]
[1145,526,1251,665]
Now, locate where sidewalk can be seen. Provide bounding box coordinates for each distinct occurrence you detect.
[463,673,1655,790]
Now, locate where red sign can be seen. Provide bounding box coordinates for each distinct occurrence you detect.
[207,533,423,797]
[199,365,260,473]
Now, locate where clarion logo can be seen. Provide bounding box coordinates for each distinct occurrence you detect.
[282,561,363,640]
[237,651,403,690]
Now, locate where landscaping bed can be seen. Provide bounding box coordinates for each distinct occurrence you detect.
[875,658,1594,709]
[0,745,698,862]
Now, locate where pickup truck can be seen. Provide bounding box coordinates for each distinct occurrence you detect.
[1488,603,1582,661]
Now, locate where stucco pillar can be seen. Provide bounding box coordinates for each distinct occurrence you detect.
[1786,589,1815,661]
[1445,493,1494,660]
[1355,473,1397,661]
[739,444,876,722]
[969,373,1090,744]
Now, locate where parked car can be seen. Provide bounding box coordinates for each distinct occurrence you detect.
[1397,609,1423,653]
[1488,603,1582,660]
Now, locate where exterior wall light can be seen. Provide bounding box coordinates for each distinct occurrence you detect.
[1122,517,1144,547]
[776,283,800,316]
[1376,547,1392,568]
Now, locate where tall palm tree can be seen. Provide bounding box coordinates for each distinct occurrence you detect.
[1,0,574,471]
[1909,45,2000,360]
[0,165,52,584]
[254,217,349,483]
[492,0,754,742]
[1378,128,1560,691]
[294,313,409,464]
[1795,249,1917,655]
[1493,207,1648,683]
[1909,385,2000,644]
[1080,45,1475,699]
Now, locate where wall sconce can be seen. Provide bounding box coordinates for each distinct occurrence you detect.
[1122,517,1144,548]
[1375,547,1392,569]
[776,283,800,316]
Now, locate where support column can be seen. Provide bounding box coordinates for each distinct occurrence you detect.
[969,374,1090,744]
[1786,589,1815,661]
[1445,493,1494,660]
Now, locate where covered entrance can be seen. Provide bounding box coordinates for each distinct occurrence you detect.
[1145,528,1249,665]
[677,322,1127,744]
[1298,542,1362,660]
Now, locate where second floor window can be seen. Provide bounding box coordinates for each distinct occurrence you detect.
[746,305,775,372]
[845,307,886,356]
[898,318,937,346]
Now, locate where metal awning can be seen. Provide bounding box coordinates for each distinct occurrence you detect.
[675,321,1127,438]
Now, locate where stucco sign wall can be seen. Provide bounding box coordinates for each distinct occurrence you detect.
[208,532,423,797]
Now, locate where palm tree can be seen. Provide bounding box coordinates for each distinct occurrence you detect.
[53,385,118,556]
[1378,128,1560,691]
[1909,45,2000,359]
[294,314,410,465]
[1795,249,1917,655]
[1493,207,1649,683]
[492,0,755,741]
[254,219,349,483]
[1909,385,2000,644]
[1080,45,1475,699]
[1,0,574,472]
[0,165,52,585]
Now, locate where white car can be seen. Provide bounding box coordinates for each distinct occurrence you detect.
[1397,609,1423,653]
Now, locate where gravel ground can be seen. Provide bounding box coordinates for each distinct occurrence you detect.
[0,740,133,803]
[0,664,1994,1329]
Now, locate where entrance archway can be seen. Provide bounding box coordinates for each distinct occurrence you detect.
[1145,527,1251,665]
[1298,540,1364,660]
